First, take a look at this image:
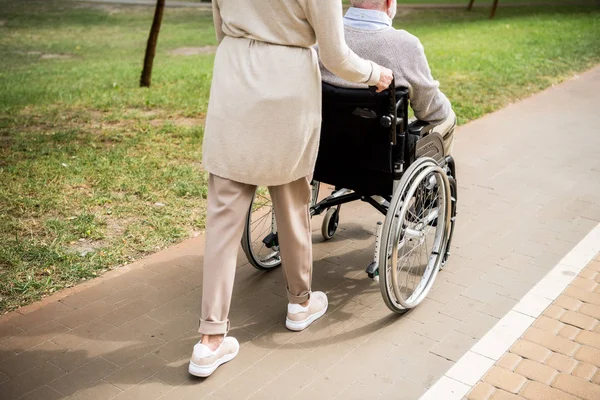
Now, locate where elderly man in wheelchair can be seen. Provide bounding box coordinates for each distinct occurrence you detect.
[241,0,457,314]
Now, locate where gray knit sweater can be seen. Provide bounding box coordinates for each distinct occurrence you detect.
[320,25,451,125]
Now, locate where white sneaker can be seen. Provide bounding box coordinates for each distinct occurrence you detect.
[285,291,328,331]
[188,336,239,377]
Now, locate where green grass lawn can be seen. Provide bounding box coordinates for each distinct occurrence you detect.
[1,0,599,312]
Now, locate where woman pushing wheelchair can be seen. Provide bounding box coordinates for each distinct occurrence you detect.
[188,0,393,378]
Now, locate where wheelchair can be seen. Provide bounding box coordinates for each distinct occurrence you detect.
[241,81,458,313]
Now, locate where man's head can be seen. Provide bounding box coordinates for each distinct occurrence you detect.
[350,0,397,20]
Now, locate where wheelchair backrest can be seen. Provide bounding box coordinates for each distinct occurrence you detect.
[313,83,410,196]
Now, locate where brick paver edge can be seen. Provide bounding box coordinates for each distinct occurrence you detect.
[418,223,600,400]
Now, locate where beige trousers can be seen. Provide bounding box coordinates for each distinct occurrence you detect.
[199,173,313,335]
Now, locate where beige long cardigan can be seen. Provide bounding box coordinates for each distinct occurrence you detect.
[203,0,381,186]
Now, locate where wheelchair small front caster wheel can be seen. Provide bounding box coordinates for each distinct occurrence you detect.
[321,206,340,240]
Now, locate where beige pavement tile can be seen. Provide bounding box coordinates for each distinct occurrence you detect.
[19,385,64,400]
[0,322,24,342]
[60,283,117,309]
[68,382,123,400]
[104,354,167,391]
[553,296,582,312]
[483,366,527,394]
[558,325,581,341]
[563,286,600,306]
[543,305,567,320]
[0,361,66,400]
[467,382,496,400]
[497,353,522,372]
[148,312,197,343]
[111,377,174,400]
[455,311,500,340]
[407,312,456,342]
[258,363,319,399]
[50,318,117,350]
[514,359,558,385]
[533,316,565,335]
[398,352,453,388]
[523,328,579,357]
[0,340,66,378]
[212,366,272,400]
[477,294,517,319]
[489,388,521,399]
[101,299,157,327]
[575,330,600,350]
[55,301,112,329]
[1,321,70,353]
[430,330,478,362]
[9,301,74,331]
[574,345,600,367]
[545,353,577,374]
[520,380,578,400]
[510,340,552,363]
[572,362,598,381]
[559,311,598,331]
[551,373,600,400]
[48,357,119,396]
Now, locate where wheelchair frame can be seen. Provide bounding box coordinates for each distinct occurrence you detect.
[241,80,458,313]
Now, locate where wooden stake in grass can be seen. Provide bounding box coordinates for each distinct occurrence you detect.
[140,0,165,87]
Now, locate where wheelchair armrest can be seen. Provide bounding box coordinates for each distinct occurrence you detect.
[408,120,435,137]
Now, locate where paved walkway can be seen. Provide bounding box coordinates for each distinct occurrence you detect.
[468,253,600,400]
[0,66,599,400]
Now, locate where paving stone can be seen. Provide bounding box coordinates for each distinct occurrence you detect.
[430,330,478,362]
[572,362,598,381]
[533,316,564,334]
[523,328,579,356]
[0,340,66,378]
[104,354,167,391]
[48,357,119,396]
[553,296,582,312]
[489,389,522,400]
[514,359,559,385]
[497,353,522,372]
[575,330,600,350]
[0,321,70,353]
[0,362,66,400]
[483,366,527,394]
[558,325,580,341]
[68,382,123,400]
[520,380,578,400]
[559,311,598,331]
[551,373,600,400]
[510,340,552,363]
[569,277,598,292]
[563,286,600,306]
[467,382,496,400]
[574,345,600,367]
[544,352,579,374]
[543,306,567,320]
[19,385,64,400]
[110,377,174,400]
[577,303,600,319]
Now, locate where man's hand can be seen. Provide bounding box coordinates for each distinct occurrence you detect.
[376,66,393,93]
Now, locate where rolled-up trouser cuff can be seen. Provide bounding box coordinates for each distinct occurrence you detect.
[198,319,230,335]
[287,290,310,304]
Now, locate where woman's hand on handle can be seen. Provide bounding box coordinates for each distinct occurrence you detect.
[376,66,394,93]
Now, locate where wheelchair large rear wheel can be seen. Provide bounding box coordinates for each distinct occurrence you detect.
[241,182,320,270]
[379,158,451,313]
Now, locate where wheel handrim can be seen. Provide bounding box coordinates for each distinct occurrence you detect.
[387,165,449,308]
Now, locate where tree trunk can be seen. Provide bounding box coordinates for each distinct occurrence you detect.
[140,0,165,88]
